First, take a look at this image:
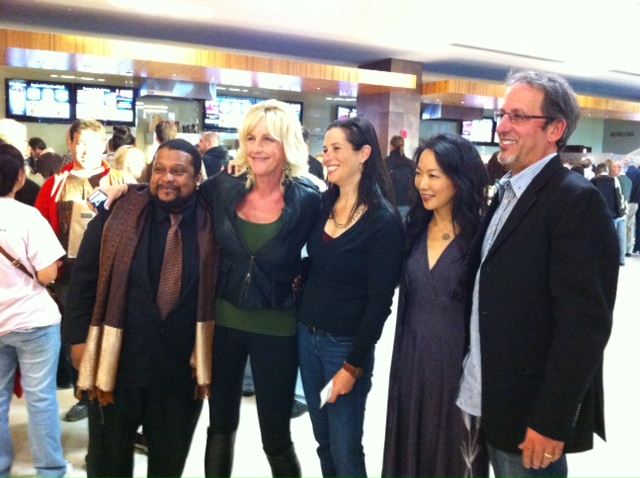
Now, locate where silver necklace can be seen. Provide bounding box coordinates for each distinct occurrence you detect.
[331,204,365,229]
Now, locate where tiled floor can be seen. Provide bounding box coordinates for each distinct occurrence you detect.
[7,256,640,477]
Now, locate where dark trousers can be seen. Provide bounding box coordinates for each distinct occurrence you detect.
[208,325,298,456]
[87,385,202,477]
[53,282,89,406]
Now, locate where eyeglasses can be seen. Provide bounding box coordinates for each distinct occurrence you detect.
[494,111,555,124]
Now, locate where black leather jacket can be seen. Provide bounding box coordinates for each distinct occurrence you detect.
[199,172,322,310]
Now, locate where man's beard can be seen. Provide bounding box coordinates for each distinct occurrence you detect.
[151,192,196,212]
[497,152,516,169]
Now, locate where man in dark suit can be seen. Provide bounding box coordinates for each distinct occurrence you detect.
[198,131,230,177]
[63,139,217,477]
[457,70,619,477]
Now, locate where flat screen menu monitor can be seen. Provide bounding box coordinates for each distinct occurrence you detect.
[336,105,357,120]
[5,78,73,123]
[253,99,304,122]
[461,118,495,144]
[203,96,255,131]
[74,84,137,126]
[282,100,303,123]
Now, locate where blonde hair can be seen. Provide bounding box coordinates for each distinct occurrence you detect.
[114,145,147,182]
[235,99,308,188]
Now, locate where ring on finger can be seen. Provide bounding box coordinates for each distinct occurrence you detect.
[543,453,553,459]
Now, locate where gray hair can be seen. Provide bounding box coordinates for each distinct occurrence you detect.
[506,70,580,151]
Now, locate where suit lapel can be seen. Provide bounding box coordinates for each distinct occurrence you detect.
[484,155,563,260]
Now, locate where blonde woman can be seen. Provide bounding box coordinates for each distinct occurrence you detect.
[199,100,322,477]
[101,100,322,476]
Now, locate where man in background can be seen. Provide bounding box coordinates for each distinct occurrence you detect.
[155,120,178,145]
[383,135,414,219]
[27,136,47,173]
[198,131,230,177]
[35,119,125,423]
[302,126,324,181]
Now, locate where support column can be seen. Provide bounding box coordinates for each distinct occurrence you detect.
[357,59,422,158]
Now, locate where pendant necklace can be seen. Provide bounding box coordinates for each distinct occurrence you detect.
[331,203,365,229]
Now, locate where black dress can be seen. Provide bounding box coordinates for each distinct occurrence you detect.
[382,232,488,477]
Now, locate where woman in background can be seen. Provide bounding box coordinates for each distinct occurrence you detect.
[298,117,404,477]
[0,143,68,478]
[114,145,147,183]
[382,133,491,477]
[106,125,136,167]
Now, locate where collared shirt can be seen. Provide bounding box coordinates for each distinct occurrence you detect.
[457,153,556,417]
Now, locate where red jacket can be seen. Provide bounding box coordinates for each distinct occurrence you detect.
[35,160,124,236]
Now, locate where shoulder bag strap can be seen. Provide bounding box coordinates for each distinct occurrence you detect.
[0,244,37,281]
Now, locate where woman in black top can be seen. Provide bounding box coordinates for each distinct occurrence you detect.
[298,117,405,477]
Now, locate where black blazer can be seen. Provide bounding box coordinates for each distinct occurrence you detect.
[468,155,618,453]
[63,201,201,393]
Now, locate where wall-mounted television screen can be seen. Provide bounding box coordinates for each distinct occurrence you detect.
[283,101,303,123]
[336,105,357,120]
[5,78,73,123]
[203,96,255,131]
[252,99,304,123]
[74,84,137,126]
[461,118,496,144]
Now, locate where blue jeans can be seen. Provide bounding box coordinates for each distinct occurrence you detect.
[489,444,568,478]
[0,325,67,478]
[298,323,374,477]
[614,217,627,264]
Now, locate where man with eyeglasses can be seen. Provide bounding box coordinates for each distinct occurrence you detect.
[457,70,618,477]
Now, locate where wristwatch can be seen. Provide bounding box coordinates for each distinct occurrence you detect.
[342,362,364,379]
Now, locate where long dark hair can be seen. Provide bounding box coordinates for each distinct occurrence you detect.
[405,133,490,249]
[323,117,396,215]
[0,143,25,197]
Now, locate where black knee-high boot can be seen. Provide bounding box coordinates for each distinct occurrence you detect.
[204,428,236,477]
[266,444,301,478]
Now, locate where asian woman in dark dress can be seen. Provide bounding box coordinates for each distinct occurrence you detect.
[382,133,491,477]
